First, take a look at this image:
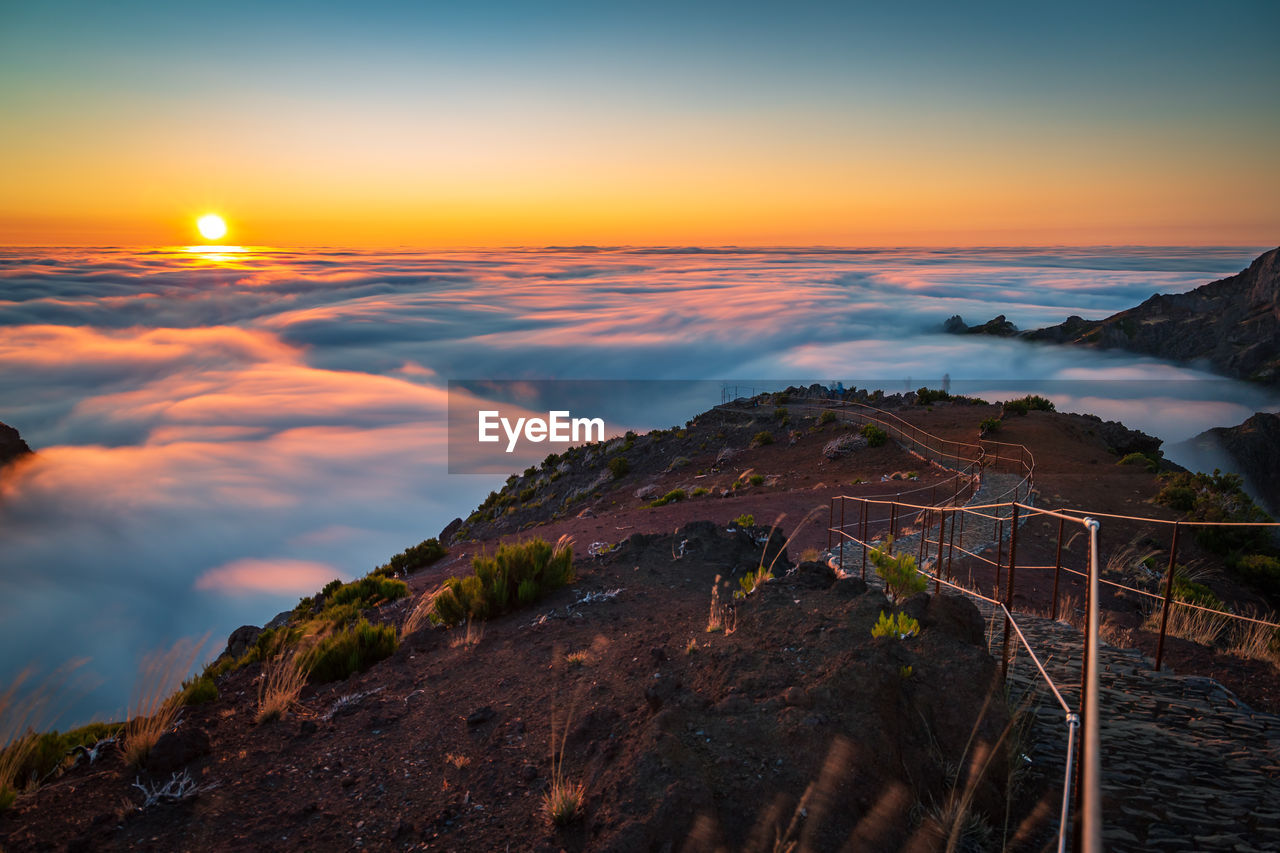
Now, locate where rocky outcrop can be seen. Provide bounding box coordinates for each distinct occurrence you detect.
[1025,247,1280,384]
[942,314,1019,336]
[1179,412,1280,516]
[0,421,32,469]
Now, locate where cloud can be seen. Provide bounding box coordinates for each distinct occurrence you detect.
[195,558,339,595]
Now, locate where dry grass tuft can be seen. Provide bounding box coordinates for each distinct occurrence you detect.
[401,588,439,639]
[1144,602,1230,646]
[565,651,589,668]
[706,576,736,634]
[256,646,309,724]
[448,619,485,649]
[122,636,207,768]
[800,546,822,563]
[444,752,471,770]
[542,707,585,827]
[0,670,45,809]
[1227,613,1280,665]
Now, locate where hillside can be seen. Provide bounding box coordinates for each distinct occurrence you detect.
[3,390,1279,851]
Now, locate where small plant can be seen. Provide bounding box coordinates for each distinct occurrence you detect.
[915,387,951,405]
[860,424,888,447]
[691,486,710,497]
[706,576,736,634]
[371,537,448,578]
[868,540,927,604]
[565,651,589,668]
[447,618,485,649]
[899,664,914,678]
[649,489,687,508]
[734,565,774,599]
[543,709,585,827]
[751,430,774,447]
[179,675,218,706]
[607,455,630,479]
[800,547,822,562]
[256,646,308,723]
[1001,394,1055,416]
[818,410,837,425]
[979,417,1002,435]
[748,474,765,486]
[685,638,699,655]
[445,752,471,770]
[872,610,921,640]
[732,514,756,528]
[431,536,575,626]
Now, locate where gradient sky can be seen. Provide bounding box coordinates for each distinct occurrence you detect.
[2,1,1278,247]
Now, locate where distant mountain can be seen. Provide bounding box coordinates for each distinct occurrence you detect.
[0,421,32,469]
[947,247,1280,385]
[1176,412,1280,517]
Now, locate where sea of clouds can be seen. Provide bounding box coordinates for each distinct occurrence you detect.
[1,245,1276,724]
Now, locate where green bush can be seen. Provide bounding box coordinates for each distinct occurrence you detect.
[372,537,448,578]
[774,407,788,420]
[916,387,951,405]
[519,487,537,503]
[734,566,774,599]
[732,514,756,528]
[818,410,837,425]
[979,417,1001,434]
[431,537,575,627]
[691,486,710,496]
[1118,452,1158,473]
[179,675,219,706]
[650,489,687,507]
[326,576,409,610]
[871,610,921,640]
[751,430,774,447]
[869,541,927,604]
[608,456,630,479]
[860,424,888,447]
[1001,395,1055,417]
[10,722,124,793]
[1235,554,1280,597]
[305,619,398,683]
[748,474,764,486]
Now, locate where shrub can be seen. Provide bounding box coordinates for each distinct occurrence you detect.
[691,486,710,496]
[371,537,447,578]
[430,537,575,627]
[1170,573,1224,610]
[519,487,537,503]
[916,387,951,405]
[649,489,687,508]
[871,610,921,640]
[818,410,837,425]
[304,619,398,683]
[734,566,774,599]
[179,675,218,706]
[751,431,774,447]
[1235,554,1280,595]
[868,540,927,604]
[1117,452,1158,473]
[979,417,1001,435]
[326,576,409,610]
[5,721,123,800]
[749,474,765,486]
[860,424,888,447]
[732,514,756,528]
[773,407,788,420]
[1001,395,1055,417]
[1155,470,1274,566]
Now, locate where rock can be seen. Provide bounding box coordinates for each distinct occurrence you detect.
[944,314,1018,336]
[634,484,659,500]
[265,610,291,631]
[143,726,211,775]
[466,706,496,726]
[822,433,868,459]
[900,592,930,625]
[437,516,463,543]
[1177,412,1280,515]
[781,686,810,708]
[0,421,32,470]
[831,577,869,598]
[1026,246,1280,385]
[942,315,968,334]
[220,625,262,661]
[789,560,836,589]
[922,592,986,647]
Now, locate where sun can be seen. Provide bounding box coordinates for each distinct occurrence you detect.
[196,213,228,241]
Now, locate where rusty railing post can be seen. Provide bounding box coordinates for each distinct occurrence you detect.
[1001,504,1020,680]
[838,498,846,569]
[889,502,898,553]
[860,500,868,580]
[827,497,834,551]
[917,508,927,566]
[946,507,957,580]
[1050,516,1065,621]
[934,509,945,595]
[995,517,1004,597]
[1155,521,1181,672]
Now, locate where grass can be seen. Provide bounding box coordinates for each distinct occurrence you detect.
[748,474,764,486]
[122,636,207,768]
[370,537,447,578]
[1144,601,1231,646]
[706,576,736,634]
[401,588,439,639]
[256,646,309,723]
[751,430,774,447]
[565,650,589,668]
[648,489,687,508]
[542,707,585,827]
[431,535,575,627]
[0,670,45,810]
[733,565,773,599]
[800,546,822,562]
[445,752,471,770]
[447,619,485,649]
[1228,616,1280,664]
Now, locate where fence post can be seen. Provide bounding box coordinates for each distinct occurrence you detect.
[838,498,846,570]
[946,507,957,580]
[1051,516,1065,621]
[827,497,833,551]
[1001,504,1020,681]
[860,500,868,580]
[1155,522,1181,672]
[889,503,898,553]
[995,518,1004,597]
[935,509,945,595]
[917,509,927,567]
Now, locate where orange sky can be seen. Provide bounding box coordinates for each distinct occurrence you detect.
[3,3,1278,248]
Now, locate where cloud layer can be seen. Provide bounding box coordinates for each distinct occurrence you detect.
[0,244,1276,724]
